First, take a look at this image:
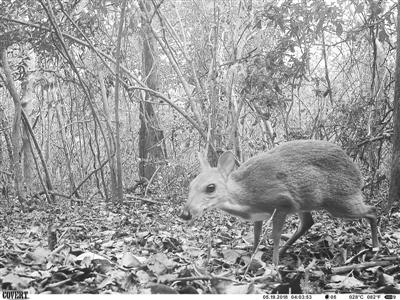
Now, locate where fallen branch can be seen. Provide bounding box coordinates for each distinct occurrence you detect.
[331,260,395,274]
[34,190,70,199]
[164,276,236,283]
[125,195,159,205]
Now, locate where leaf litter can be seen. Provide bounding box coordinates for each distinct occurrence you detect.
[0,196,399,294]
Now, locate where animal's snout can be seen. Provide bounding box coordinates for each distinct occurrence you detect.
[180,209,192,221]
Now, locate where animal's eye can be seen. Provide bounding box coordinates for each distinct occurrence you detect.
[206,184,216,193]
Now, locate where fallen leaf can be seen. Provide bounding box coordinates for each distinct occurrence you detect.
[377,268,395,286]
[182,246,202,257]
[28,247,51,265]
[0,268,9,277]
[76,252,107,262]
[2,273,31,289]
[211,278,254,294]
[94,259,114,274]
[124,236,135,243]
[157,273,178,283]
[147,253,175,275]
[222,249,241,264]
[97,276,114,289]
[327,275,364,289]
[149,283,178,294]
[392,231,400,240]
[137,231,150,239]
[102,240,115,248]
[136,269,151,284]
[121,252,142,268]
[76,251,109,267]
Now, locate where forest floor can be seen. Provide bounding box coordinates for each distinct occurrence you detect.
[1,193,400,294]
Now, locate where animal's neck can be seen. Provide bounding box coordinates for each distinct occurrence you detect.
[226,175,244,201]
[218,176,271,222]
[218,176,250,217]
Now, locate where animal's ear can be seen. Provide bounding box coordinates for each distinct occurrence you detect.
[197,151,211,171]
[217,151,236,178]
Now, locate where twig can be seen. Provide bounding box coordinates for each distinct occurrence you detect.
[125,195,159,205]
[165,275,237,283]
[46,278,72,288]
[344,248,370,264]
[331,260,394,274]
[68,157,111,198]
[357,131,393,147]
[169,276,211,282]
[34,190,70,199]
[145,166,160,197]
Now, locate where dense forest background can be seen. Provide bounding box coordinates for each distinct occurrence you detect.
[1,0,400,294]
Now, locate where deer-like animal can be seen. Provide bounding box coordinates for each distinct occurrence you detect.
[180,140,378,265]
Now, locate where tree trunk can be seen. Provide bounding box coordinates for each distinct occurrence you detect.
[21,72,36,193]
[139,0,166,181]
[388,0,400,212]
[55,103,78,197]
[21,109,54,202]
[206,3,221,167]
[0,105,13,171]
[1,48,25,203]
[98,71,116,202]
[113,0,127,201]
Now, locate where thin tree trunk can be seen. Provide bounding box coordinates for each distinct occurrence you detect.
[28,133,52,203]
[21,109,54,202]
[55,103,78,197]
[206,1,221,167]
[321,31,333,105]
[139,0,166,181]
[113,0,127,201]
[21,73,35,193]
[99,71,117,201]
[94,122,108,200]
[0,105,13,171]
[388,0,400,212]
[45,92,51,163]
[1,49,25,203]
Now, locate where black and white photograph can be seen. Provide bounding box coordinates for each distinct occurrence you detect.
[0,0,399,296]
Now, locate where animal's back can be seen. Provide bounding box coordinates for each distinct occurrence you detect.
[231,140,362,213]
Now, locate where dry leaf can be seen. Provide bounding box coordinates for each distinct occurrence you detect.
[222,249,242,264]
[328,275,364,289]
[149,283,178,294]
[2,274,31,289]
[121,252,142,268]
[28,247,51,265]
[136,270,151,284]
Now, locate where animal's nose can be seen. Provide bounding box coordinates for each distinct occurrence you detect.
[180,209,192,221]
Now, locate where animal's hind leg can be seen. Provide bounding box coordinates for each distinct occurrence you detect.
[327,193,378,248]
[279,212,314,255]
[365,206,378,248]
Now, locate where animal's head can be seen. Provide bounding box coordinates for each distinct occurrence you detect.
[180,151,236,221]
